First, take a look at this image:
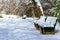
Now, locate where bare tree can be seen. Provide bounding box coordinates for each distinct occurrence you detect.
[16,0,35,17]
[9,0,16,15]
[0,0,43,17]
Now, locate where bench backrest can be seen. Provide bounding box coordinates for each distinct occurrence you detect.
[46,16,57,25]
[37,16,47,23]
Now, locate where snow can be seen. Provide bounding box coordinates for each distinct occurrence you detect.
[0,17,60,40]
[38,16,46,23]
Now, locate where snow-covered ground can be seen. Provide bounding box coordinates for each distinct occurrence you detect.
[0,16,60,40]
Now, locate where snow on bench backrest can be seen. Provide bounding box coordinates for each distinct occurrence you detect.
[37,16,46,23]
[46,16,57,25]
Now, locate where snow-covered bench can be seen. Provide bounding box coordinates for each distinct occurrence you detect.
[34,16,57,34]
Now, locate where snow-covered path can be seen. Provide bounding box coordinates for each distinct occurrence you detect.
[0,18,60,40]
